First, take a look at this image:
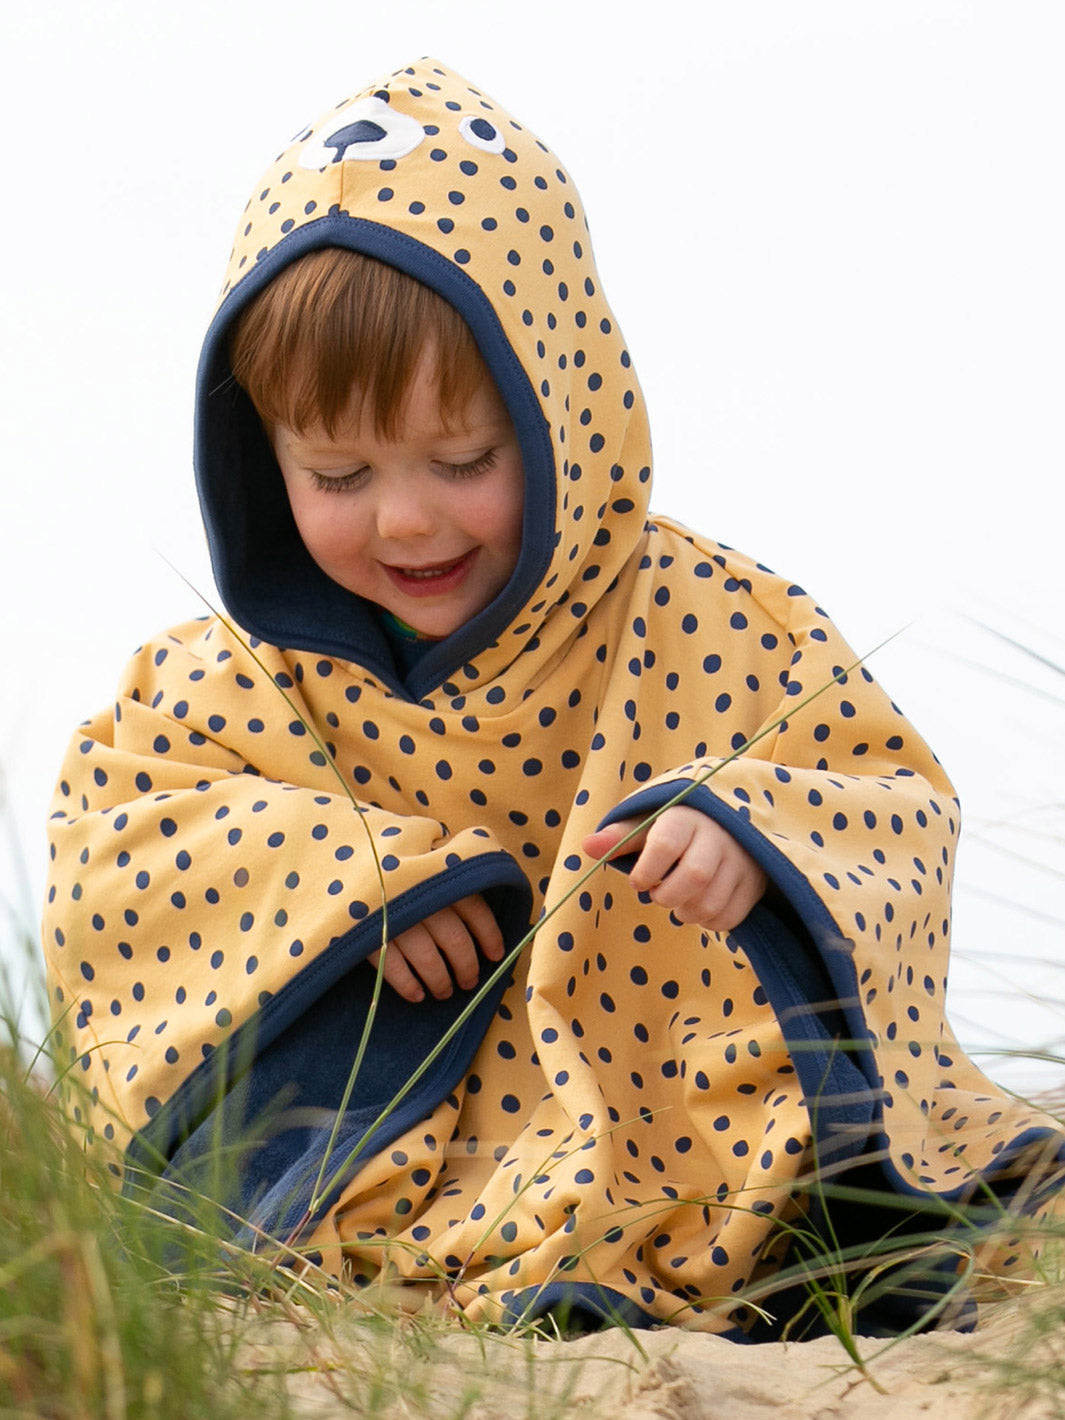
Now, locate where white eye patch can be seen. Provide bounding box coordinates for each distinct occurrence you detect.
[298,96,425,168]
[458,115,506,155]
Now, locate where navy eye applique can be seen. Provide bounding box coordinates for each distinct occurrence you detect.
[459,115,506,155]
[299,96,426,168]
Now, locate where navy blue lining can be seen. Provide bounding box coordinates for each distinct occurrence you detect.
[500,1281,663,1334]
[195,216,556,697]
[124,851,532,1209]
[156,880,524,1239]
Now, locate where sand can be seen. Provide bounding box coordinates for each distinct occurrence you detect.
[250,1296,1061,1419]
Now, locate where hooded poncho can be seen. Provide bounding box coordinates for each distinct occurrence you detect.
[43,59,1064,1337]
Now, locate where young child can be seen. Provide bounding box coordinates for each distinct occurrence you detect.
[43,59,1063,1337]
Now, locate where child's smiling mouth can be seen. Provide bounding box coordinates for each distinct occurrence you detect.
[384,551,476,596]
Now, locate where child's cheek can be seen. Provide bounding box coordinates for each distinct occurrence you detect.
[463,468,524,561]
[306,497,361,550]
[294,501,368,584]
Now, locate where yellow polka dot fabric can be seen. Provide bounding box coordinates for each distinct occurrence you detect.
[43,60,1064,1336]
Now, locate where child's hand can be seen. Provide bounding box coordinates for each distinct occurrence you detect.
[368,892,505,1003]
[582,806,767,933]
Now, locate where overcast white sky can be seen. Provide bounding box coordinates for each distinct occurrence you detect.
[3,0,1062,1084]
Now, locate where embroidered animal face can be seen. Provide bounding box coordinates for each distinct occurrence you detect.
[295,93,512,170]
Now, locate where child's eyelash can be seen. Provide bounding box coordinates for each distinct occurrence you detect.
[309,449,498,493]
[440,448,498,479]
[310,468,369,493]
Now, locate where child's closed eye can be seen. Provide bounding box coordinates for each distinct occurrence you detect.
[308,448,498,492]
[435,448,498,479]
[310,467,370,493]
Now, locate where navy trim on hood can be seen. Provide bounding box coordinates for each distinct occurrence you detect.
[195,216,556,697]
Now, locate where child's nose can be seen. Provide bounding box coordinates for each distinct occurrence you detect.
[374,481,435,540]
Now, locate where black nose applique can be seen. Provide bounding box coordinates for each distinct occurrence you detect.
[298,96,426,168]
[323,119,389,161]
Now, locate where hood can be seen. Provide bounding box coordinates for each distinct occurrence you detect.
[195,59,653,698]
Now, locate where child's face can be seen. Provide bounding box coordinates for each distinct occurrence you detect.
[271,355,524,639]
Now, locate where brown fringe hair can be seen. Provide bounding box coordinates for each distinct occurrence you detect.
[228,248,490,438]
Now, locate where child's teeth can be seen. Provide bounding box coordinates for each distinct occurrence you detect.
[405,562,456,578]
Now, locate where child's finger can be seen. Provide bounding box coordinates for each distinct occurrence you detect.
[645,826,732,911]
[451,893,505,961]
[388,923,457,1000]
[418,907,482,992]
[368,945,426,1004]
[627,812,700,893]
[653,855,739,922]
[581,819,646,862]
[660,859,768,932]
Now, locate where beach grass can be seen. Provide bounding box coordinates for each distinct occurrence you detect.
[0,916,620,1418]
[0,1016,600,1419]
[5,965,1065,1420]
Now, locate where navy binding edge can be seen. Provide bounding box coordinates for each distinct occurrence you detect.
[194,216,557,699]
